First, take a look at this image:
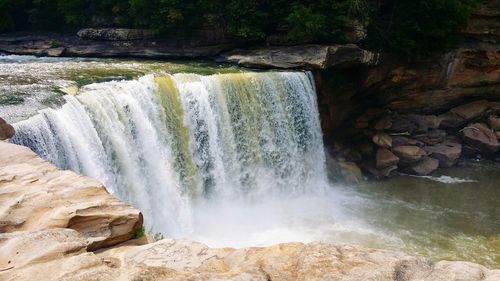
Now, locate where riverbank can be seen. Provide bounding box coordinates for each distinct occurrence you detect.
[1,140,499,280]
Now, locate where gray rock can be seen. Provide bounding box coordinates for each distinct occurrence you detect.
[460,123,500,155]
[77,28,155,41]
[217,44,379,69]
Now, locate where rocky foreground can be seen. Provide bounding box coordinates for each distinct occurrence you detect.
[0,141,499,280]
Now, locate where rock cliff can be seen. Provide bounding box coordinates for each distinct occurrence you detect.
[0,140,499,280]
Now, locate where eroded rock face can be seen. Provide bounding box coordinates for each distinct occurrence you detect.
[0,142,143,250]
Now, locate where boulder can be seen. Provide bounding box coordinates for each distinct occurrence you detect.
[338,161,364,184]
[217,44,379,69]
[440,100,489,128]
[374,115,392,130]
[392,136,424,147]
[487,115,500,130]
[389,114,432,134]
[425,140,462,167]
[393,146,427,165]
[0,117,15,140]
[406,157,440,176]
[372,132,392,148]
[0,142,143,250]
[354,108,385,129]
[376,148,399,169]
[460,123,500,155]
[413,129,447,145]
[77,28,155,41]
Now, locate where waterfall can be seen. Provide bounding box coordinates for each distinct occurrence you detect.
[11,71,328,237]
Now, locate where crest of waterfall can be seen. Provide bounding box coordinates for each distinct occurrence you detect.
[11,71,328,236]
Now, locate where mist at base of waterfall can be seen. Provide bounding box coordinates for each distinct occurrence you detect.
[186,188,391,249]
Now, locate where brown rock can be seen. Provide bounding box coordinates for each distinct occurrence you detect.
[372,132,392,148]
[393,146,427,165]
[0,142,143,250]
[392,136,424,147]
[460,123,500,155]
[413,129,447,145]
[338,161,364,184]
[440,100,489,128]
[487,115,500,130]
[389,114,431,134]
[376,148,399,169]
[0,117,15,140]
[355,108,385,129]
[374,115,392,130]
[406,157,440,175]
[425,140,462,167]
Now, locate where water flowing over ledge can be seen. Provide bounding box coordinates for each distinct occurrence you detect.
[11,71,328,237]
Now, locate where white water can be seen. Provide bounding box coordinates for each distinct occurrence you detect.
[11,71,369,245]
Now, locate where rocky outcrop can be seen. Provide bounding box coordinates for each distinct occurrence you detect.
[216,44,379,69]
[77,28,155,41]
[0,141,143,250]
[2,228,499,281]
[0,32,235,59]
[460,122,500,155]
[327,98,500,179]
[0,117,14,140]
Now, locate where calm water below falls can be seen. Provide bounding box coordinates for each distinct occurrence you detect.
[1,56,498,269]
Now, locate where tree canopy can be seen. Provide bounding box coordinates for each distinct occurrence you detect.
[0,0,479,56]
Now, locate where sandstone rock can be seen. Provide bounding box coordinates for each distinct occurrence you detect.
[406,157,440,176]
[338,161,363,184]
[0,142,143,250]
[460,123,500,155]
[389,114,431,134]
[354,108,384,129]
[393,146,427,165]
[0,229,118,281]
[487,115,500,130]
[372,132,392,148]
[217,44,379,69]
[425,140,462,167]
[3,228,500,281]
[413,129,447,145]
[392,136,424,147]
[77,28,155,41]
[374,115,392,130]
[0,117,15,140]
[440,100,489,128]
[376,148,399,169]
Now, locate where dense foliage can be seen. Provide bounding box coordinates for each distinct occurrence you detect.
[0,0,479,56]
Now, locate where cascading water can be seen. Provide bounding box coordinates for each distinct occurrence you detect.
[11,71,332,239]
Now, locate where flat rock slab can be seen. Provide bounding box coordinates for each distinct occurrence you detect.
[217,44,379,69]
[0,142,143,250]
